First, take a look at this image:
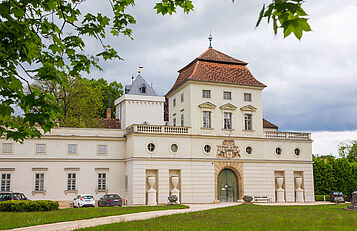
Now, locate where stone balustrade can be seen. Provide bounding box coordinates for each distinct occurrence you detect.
[126,124,190,135]
[127,125,311,141]
[264,131,311,140]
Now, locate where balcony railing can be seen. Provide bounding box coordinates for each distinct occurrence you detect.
[126,124,190,135]
[265,131,311,140]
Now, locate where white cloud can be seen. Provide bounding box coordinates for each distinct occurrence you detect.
[311,129,357,156]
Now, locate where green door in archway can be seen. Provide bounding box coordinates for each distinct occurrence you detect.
[217,169,238,202]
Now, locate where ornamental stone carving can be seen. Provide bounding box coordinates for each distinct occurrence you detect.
[217,140,240,159]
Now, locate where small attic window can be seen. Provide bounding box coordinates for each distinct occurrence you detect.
[140,84,146,93]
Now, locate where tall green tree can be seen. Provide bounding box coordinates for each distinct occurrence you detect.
[87,78,123,118]
[33,76,123,127]
[0,0,310,142]
[338,140,357,162]
[33,76,103,127]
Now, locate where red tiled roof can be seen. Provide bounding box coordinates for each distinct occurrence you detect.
[263,119,278,129]
[166,48,265,96]
[93,118,121,129]
[197,48,248,65]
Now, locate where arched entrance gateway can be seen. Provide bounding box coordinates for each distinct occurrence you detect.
[214,140,244,202]
[217,169,238,202]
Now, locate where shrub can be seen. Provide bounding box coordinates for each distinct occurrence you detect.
[315,195,330,201]
[0,200,59,212]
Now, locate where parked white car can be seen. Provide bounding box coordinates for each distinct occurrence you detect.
[73,194,95,208]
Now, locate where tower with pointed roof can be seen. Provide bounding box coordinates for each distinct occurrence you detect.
[115,74,165,128]
[125,74,158,96]
[166,47,266,137]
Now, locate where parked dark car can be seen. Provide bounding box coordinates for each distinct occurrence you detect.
[330,191,345,203]
[0,192,28,201]
[98,194,123,207]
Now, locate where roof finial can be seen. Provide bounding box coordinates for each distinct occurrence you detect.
[208,30,213,49]
[138,66,143,73]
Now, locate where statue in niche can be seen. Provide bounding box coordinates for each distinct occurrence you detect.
[217,140,240,159]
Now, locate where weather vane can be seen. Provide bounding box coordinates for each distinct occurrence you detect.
[208,30,213,49]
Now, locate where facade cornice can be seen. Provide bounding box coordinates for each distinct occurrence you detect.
[0,158,125,162]
[188,80,266,90]
[14,136,126,141]
[166,79,266,98]
[125,132,312,143]
[125,156,313,164]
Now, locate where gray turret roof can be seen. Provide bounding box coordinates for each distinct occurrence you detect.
[125,74,157,96]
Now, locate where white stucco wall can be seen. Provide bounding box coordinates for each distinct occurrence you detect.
[0,161,126,201]
[0,127,127,201]
[115,94,165,128]
[127,160,215,205]
[168,81,264,137]
[243,162,315,202]
[126,133,312,162]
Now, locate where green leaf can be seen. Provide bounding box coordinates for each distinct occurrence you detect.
[256,4,265,27]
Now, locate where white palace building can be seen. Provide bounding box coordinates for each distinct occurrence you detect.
[0,46,315,205]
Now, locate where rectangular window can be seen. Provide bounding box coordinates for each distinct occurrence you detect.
[202,90,211,98]
[173,98,176,107]
[35,173,44,191]
[67,173,76,191]
[224,112,232,129]
[35,144,46,153]
[173,118,176,127]
[180,93,184,102]
[98,173,106,190]
[202,111,211,128]
[244,93,252,102]
[1,174,11,192]
[180,114,184,127]
[223,91,231,100]
[98,145,107,154]
[2,143,13,154]
[68,144,77,154]
[125,175,128,190]
[244,114,253,130]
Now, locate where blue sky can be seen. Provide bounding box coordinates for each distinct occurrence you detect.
[79,0,357,154]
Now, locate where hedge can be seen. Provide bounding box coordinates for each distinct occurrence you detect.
[315,195,330,201]
[0,200,59,212]
[313,156,357,197]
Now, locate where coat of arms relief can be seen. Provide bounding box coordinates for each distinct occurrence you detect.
[217,140,240,159]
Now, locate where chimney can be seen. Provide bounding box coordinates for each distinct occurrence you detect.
[107,93,111,119]
[106,108,111,119]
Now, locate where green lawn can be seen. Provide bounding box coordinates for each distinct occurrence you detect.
[0,204,188,230]
[80,204,357,231]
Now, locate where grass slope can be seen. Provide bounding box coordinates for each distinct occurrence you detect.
[80,204,357,231]
[0,204,188,230]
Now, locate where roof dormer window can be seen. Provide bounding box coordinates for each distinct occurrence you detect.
[140,84,146,93]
